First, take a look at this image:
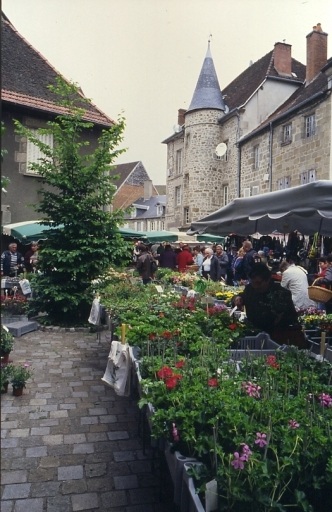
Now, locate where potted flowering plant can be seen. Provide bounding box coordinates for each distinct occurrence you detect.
[0,325,14,362]
[1,294,28,318]
[10,362,33,396]
[138,347,332,512]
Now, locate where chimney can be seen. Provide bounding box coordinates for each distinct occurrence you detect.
[274,42,292,76]
[143,179,153,200]
[178,109,186,126]
[306,23,328,83]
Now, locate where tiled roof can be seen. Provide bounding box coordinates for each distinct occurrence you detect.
[155,185,166,195]
[222,50,306,111]
[110,162,141,187]
[187,44,226,113]
[1,12,114,127]
[162,47,306,144]
[110,161,159,210]
[113,184,145,210]
[125,195,166,220]
[239,68,329,143]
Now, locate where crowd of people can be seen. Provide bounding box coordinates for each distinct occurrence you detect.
[1,242,39,278]
[133,238,332,333]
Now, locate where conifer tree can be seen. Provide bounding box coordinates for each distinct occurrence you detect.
[14,77,131,324]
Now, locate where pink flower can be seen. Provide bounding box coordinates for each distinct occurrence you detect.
[240,444,252,461]
[171,422,180,442]
[288,419,300,429]
[231,452,246,470]
[242,381,261,398]
[318,393,332,408]
[255,432,267,448]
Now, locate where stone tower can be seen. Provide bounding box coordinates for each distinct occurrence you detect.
[184,43,227,222]
[165,43,229,230]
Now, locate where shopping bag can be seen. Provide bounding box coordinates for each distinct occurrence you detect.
[19,279,32,296]
[101,340,133,396]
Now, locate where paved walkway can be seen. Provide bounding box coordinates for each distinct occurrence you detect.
[1,330,174,512]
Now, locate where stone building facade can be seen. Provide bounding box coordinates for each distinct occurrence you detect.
[164,25,331,231]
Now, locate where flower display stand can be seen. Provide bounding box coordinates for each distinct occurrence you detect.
[229,332,286,361]
[2,314,29,324]
[164,443,197,507]
[180,462,218,512]
[3,319,39,337]
[306,330,332,363]
[180,462,206,512]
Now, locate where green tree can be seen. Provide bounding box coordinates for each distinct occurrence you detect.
[14,77,131,324]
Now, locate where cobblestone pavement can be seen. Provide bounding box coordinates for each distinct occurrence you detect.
[1,330,174,512]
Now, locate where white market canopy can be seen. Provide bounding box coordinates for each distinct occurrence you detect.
[188,180,332,237]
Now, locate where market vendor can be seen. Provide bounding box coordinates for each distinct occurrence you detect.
[1,243,25,277]
[233,263,307,347]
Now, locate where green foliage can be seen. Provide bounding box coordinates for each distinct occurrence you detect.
[139,348,332,511]
[0,326,15,354]
[0,362,13,390]
[10,363,33,389]
[14,77,131,325]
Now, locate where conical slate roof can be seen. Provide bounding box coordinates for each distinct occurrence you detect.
[187,43,226,113]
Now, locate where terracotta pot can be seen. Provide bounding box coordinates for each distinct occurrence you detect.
[12,386,24,397]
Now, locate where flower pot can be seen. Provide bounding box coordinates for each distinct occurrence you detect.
[12,386,24,397]
[181,462,206,512]
[164,442,197,507]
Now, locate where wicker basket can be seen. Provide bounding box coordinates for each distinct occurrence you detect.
[308,280,332,303]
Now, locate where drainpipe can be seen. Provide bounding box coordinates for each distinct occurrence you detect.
[236,111,241,197]
[268,122,273,192]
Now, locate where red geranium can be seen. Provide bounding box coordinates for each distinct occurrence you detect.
[157,366,173,380]
[165,376,179,389]
[175,360,185,368]
[208,378,219,388]
[266,355,279,369]
[229,323,237,330]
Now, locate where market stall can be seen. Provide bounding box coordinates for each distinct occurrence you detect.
[187,181,332,237]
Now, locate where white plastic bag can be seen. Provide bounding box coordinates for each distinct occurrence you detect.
[88,297,100,325]
[101,341,134,397]
[19,279,32,296]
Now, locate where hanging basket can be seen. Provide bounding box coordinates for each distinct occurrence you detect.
[308,280,332,303]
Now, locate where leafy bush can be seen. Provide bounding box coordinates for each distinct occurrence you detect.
[14,77,131,325]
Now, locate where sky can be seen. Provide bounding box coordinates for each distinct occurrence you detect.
[2,0,332,185]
